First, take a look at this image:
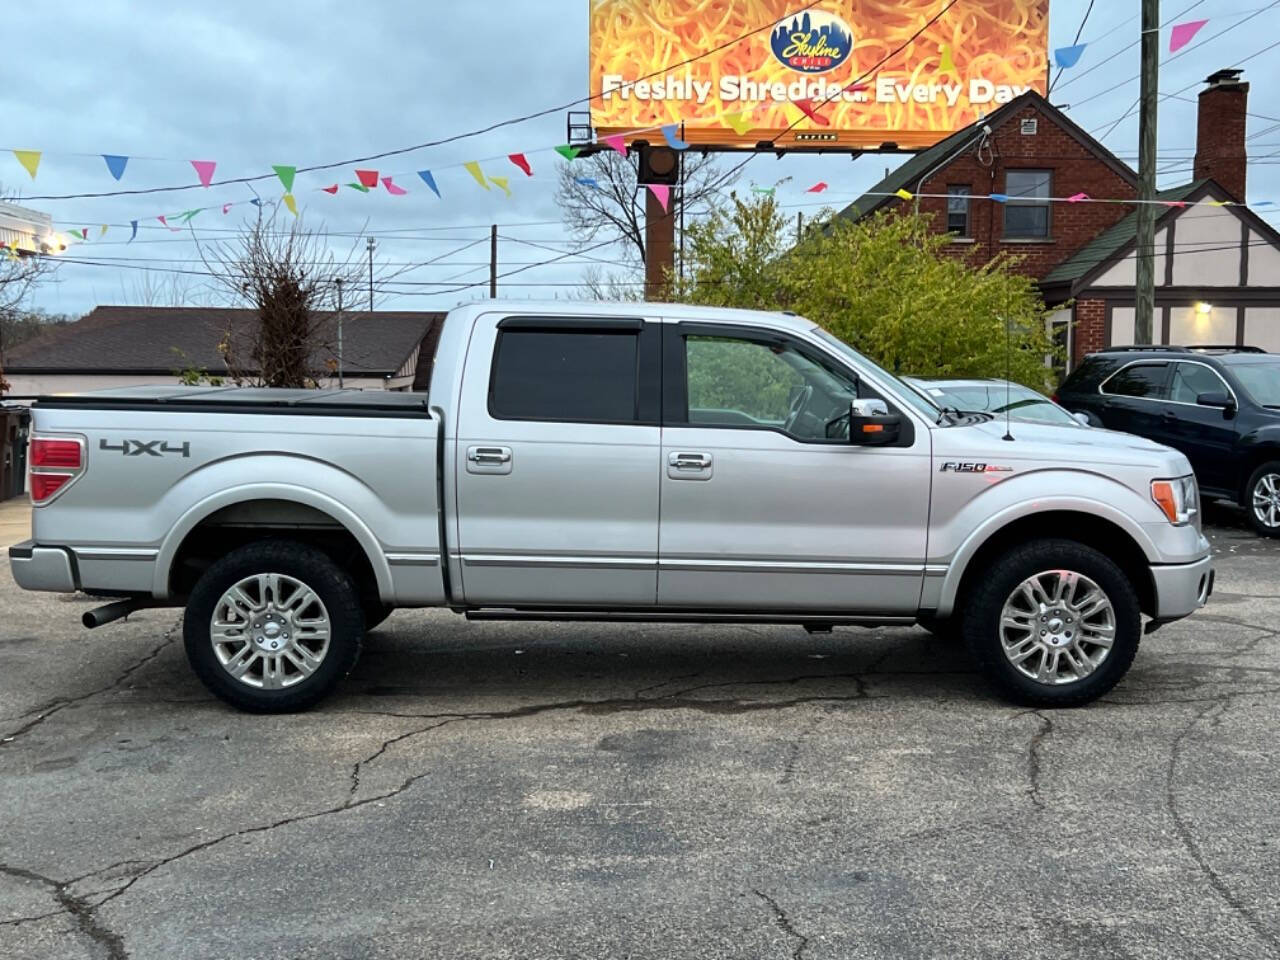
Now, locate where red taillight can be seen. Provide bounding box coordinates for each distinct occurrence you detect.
[30,473,72,502]
[31,438,82,469]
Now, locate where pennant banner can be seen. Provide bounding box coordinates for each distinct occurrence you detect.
[13,150,41,179]
[602,134,627,156]
[129,220,138,242]
[417,169,441,197]
[1066,192,1089,203]
[321,184,339,194]
[381,176,408,196]
[575,176,599,188]
[489,175,512,198]
[346,182,370,192]
[464,161,488,189]
[355,169,379,188]
[554,144,581,161]
[191,160,216,187]
[722,112,752,135]
[751,186,775,196]
[1054,43,1087,69]
[103,154,129,181]
[895,188,914,200]
[273,164,296,192]
[646,183,670,212]
[660,125,689,150]
[1169,19,1208,53]
[939,44,956,74]
[222,202,233,213]
[283,193,298,216]
[792,99,830,126]
[806,182,827,193]
[508,153,533,176]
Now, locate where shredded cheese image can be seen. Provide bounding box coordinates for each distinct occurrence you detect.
[589,0,1049,148]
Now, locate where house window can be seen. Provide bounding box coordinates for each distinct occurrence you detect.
[1004,169,1051,239]
[946,185,971,236]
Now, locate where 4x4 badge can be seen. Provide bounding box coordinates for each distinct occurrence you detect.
[99,439,190,458]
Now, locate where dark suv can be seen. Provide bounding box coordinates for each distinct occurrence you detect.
[1057,346,1280,537]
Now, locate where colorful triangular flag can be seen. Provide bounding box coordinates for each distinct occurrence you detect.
[346,182,370,192]
[103,154,129,181]
[894,188,914,200]
[321,184,339,194]
[939,44,956,73]
[417,170,441,197]
[272,164,296,192]
[989,193,1009,203]
[1066,192,1089,203]
[1169,19,1208,53]
[177,208,201,223]
[602,134,628,155]
[283,193,298,216]
[575,177,599,188]
[13,150,40,179]
[381,176,408,196]
[222,202,233,213]
[1054,43,1087,68]
[646,183,670,212]
[554,144,582,161]
[129,220,138,242]
[464,161,489,189]
[508,153,533,176]
[191,160,216,187]
[157,215,179,231]
[723,112,752,135]
[660,125,689,150]
[99,224,108,237]
[355,169,379,188]
[806,182,828,193]
[489,175,511,198]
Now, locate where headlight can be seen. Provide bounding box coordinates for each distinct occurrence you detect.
[1151,475,1199,526]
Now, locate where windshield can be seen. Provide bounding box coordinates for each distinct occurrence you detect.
[810,327,942,418]
[912,381,1078,425]
[1227,360,1280,407]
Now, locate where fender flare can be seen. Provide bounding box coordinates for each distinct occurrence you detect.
[934,494,1161,618]
[153,482,394,601]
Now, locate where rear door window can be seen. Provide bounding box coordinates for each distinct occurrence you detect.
[1101,363,1170,399]
[490,329,640,423]
[1170,362,1229,404]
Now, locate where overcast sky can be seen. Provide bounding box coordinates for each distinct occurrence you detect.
[6,0,1278,318]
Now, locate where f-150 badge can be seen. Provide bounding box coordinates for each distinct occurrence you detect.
[939,462,1013,473]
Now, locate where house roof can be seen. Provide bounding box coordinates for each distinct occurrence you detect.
[4,306,444,377]
[836,91,1139,224]
[1039,181,1208,290]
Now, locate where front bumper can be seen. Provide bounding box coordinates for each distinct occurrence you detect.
[8,540,78,593]
[1150,553,1213,622]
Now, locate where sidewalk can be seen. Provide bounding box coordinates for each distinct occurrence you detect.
[0,496,31,548]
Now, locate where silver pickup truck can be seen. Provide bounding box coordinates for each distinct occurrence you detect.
[9,301,1213,711]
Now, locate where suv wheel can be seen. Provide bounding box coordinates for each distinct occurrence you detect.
[183,540,363,713]
[961,539,1141,707]
[1245,462,1280,538]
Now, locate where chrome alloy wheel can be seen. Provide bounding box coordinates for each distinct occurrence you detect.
[209,573,331,689]
[998,570,1116,685]
[1252,472,1280,529]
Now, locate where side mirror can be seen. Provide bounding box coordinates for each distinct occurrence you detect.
[1072,411,1091,426]
[849,398,901,446]
[1196,391,1235,411]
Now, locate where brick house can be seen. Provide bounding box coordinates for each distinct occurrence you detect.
[838,69,1280,370]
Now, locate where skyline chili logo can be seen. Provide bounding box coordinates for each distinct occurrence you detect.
[769,10,853,74]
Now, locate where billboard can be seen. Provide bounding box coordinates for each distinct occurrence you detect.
[589,0,1049,150]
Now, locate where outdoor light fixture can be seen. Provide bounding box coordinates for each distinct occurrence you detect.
[1194,301,1213,316]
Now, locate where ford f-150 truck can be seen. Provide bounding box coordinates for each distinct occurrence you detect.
[8,302,1213,712]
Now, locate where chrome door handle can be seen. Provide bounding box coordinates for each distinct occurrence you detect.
[668,452,711,469]
[468,446,511,464]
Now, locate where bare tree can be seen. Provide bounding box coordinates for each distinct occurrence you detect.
[200,210,364,388]
[125,269,211,307]
[0,193,58,393]
[556,150,736,270]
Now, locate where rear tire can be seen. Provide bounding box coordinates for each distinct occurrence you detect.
[1244,462,1280,538]
[183,539,363,713]
[960,538,1141,707]
[361,594,394,632]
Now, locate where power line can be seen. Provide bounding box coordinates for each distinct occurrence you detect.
[1048,0,1098,94]
[1050,0,1206,95]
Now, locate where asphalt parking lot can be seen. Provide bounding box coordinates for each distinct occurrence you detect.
[2,503,1279,960]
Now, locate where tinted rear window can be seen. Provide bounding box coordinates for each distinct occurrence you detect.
[1102,362,1169,399]
[490,329,639,422]
[1060,356,1120,394]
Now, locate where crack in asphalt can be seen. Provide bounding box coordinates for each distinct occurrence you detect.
[0,863,128,959]
[754,890,811,960]
[0,617,181,747]
[778,710,826,786]
[1026,711,1053,811]
[1165,700,1279,952]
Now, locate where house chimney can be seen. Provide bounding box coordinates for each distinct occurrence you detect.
[1195,68,1249,202]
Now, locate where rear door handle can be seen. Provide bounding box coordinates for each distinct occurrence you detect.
[466,445,512,475]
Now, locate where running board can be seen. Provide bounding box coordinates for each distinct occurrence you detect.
[463,609,916,628]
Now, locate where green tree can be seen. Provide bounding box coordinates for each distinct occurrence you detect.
[669,193,1059,389]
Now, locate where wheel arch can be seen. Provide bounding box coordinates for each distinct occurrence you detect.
[936,508,1157,619]
[156,484,393,603]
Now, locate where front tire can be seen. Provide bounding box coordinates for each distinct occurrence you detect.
[183,540,364,713]
[961,539,1141,707]
[1245,462,1280,538]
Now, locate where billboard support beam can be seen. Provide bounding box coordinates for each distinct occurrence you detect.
[644,186,675,301]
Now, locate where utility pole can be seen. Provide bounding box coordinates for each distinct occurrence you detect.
[490,224,498,298]
[334,277,344,389]
[1134,0,1160,344]
[366,237,376,315]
